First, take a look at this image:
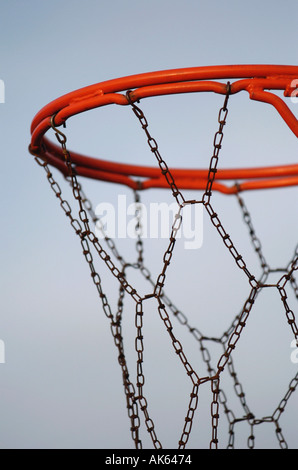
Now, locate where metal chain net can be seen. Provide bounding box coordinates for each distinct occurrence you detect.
[31,85,298,449]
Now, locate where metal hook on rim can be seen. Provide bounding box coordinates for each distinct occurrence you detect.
[234,181,242,195]
[50,114,67,145]
[126,90,133,105]
[126,89,141,106]
[223,81,231,111]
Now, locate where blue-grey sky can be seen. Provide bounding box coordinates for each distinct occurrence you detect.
[0,0,297,449]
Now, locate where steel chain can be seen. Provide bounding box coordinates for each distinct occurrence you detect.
[126,91,185,207]
[134,190,145,266]
[210,378,220,448]
[203,85,230,205]
[236,191,270,281]
[34,155,142,447]
[135,301,162,449]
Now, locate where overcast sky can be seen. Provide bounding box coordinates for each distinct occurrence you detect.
[0,0,297,449]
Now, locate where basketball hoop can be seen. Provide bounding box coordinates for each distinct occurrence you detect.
[29,65,298,449]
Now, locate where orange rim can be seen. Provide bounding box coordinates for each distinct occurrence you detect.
[29,65,298,193]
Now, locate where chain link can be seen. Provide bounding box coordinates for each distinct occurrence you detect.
[134,190,144,266]
[126,91,185,207]
[135,301,162,449]
[50,117,142,302]
[157,299,199,387]
[75,180,126,267]
[203,84,230,205]
[236,191,270,281]
[179,384,199,449]
[277,261,298,342]
[210,378,220,448]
